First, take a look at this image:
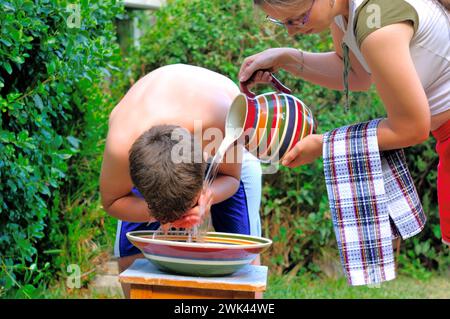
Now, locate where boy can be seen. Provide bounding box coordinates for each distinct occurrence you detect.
[100,64,262,295]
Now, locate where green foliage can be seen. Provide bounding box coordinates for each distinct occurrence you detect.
[136,0,285,79]
[134,0,448,276]
[0,0,124,297]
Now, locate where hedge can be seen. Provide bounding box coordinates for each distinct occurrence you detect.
[0,0,124,297]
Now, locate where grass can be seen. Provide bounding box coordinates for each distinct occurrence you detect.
[30,256,449,299]
[264,272,450,299]
[35,271,450,299]
[35,283,123,299]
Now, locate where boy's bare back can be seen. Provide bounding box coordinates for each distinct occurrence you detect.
[108,64,240,148]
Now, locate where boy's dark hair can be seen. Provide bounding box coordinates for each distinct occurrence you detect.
[129,125,206,224]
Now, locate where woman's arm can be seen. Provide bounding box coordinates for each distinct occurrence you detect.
[361,22,430,150]
[283,23,373,91]
[239,23,372,92]
[282,22,431,168]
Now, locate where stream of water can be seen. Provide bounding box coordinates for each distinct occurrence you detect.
[190,133,238,242]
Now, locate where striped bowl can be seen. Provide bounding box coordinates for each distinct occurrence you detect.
[227,92,316,163]
[126,231,272,276]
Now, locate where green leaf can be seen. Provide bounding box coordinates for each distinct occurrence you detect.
[16,284,37,299]
[0,38,12,47]
[43,249,63,255]
[67,136,81,149]
[46,60,56,74]
[3,2,15,12]
[11,55,25,64]
[32,94,44,110]
[3,62,12,74]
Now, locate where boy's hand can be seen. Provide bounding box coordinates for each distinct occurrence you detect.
[171,188,213,229]
[281,134,324,168]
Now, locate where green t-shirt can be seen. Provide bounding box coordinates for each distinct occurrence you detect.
[340,0,420,109]
[354,0,419,49]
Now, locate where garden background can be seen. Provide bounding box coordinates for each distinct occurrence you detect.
[1,0,448,299]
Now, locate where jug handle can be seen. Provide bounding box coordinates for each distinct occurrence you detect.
[239,70,292,98]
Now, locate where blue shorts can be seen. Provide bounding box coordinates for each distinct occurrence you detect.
[114,151,262,258]
[115,182,251,258]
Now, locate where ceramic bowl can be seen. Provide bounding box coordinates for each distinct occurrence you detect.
[126,230,272,276]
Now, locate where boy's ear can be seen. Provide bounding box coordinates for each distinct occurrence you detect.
[192,191,202,207]
[203,151,209,163]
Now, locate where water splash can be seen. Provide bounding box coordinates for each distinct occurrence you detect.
[192,133,239,242]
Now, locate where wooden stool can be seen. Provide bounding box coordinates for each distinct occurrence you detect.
[119,258,268,299]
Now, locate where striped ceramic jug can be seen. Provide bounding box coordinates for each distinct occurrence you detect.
[226,73,317,163]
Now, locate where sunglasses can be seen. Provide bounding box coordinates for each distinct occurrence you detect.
[266,0,315,28]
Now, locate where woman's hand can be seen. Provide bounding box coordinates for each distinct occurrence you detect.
[239,48,290,85]
[281,134,324,168]
[170,188,213,229]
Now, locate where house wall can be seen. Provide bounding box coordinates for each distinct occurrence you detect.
[117,0,165,53]
[124,0,166,10]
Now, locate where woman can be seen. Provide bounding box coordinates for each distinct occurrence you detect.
[239,0,449,245]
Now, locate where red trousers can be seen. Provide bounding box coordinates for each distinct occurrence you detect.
[432,119,450,245]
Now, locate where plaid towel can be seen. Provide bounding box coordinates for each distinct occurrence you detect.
[323,119,426,286]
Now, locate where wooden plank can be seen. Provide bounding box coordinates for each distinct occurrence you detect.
[129,284,153,299]
[119,259,268,292]
[129,285,257,299]
[232,291,257,299]
[151,286,235,299]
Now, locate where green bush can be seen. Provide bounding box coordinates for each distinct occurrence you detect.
[0,0,124,297]
[134,0,448,276]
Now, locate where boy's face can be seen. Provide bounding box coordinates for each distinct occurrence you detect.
[129,125,206,227]
[190,191,202,209]
[160,190,203,229]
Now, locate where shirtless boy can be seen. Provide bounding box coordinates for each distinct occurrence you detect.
[100,64,262,296]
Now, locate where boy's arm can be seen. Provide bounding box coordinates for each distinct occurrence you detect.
[99,136,157,223]
[207,142,243,204]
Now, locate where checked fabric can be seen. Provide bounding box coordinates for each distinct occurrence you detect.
[323,119,426,286]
